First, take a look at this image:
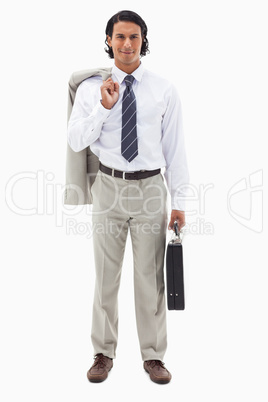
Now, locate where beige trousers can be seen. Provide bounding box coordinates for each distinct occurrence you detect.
[90,169,168,361]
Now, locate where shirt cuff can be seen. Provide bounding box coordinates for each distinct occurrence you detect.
[171,198,186,212]
[91,101,111,120]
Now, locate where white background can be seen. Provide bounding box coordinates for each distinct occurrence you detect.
[1,0,267,400]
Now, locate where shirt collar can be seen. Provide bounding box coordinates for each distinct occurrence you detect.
[112,62,144,84]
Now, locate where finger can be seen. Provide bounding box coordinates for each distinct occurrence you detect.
[180,221,185,230]
[114,82,120,92]
[168,219,175,230]
[178,219,185,231]
[101,79,113,89]
[108,84,114,95]
[103,82,114,95]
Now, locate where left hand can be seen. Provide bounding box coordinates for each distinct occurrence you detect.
[168,209,185,232]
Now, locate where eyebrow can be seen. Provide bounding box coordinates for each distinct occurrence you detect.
[115,33,140,36]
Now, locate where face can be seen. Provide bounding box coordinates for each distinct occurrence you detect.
[107,21,143,73]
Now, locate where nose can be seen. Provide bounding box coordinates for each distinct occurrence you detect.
[124,38,131,48]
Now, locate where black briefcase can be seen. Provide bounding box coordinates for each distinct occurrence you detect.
[165,221,185,310]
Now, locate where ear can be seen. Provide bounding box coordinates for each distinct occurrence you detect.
[107,35,112,47]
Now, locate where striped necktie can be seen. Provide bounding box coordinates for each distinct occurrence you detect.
[121,75,138,162]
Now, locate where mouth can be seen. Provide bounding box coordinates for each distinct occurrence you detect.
[120,50,134,55]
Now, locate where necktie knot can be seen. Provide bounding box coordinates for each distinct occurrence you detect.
[124,75,135,88]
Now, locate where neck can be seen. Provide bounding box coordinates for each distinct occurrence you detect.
[114,60,141,75]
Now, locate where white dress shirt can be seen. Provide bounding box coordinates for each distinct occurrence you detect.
[67,63,189,210]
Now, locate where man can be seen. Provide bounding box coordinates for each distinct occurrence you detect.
[67,10,189,384]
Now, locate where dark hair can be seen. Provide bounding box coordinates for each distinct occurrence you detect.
[105,10,149,58]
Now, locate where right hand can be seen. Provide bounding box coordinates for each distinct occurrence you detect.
[101,78,119,109]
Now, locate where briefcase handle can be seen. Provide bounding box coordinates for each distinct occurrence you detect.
[171,221,182,244]
[174,221,179,236]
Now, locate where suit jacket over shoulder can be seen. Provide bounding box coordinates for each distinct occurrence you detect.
[65,67,112,205]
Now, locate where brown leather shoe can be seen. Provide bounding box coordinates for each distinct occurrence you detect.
[144,360,172,384]
[87,353,113,383]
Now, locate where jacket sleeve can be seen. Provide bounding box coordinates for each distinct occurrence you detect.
[67,79,111,152]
